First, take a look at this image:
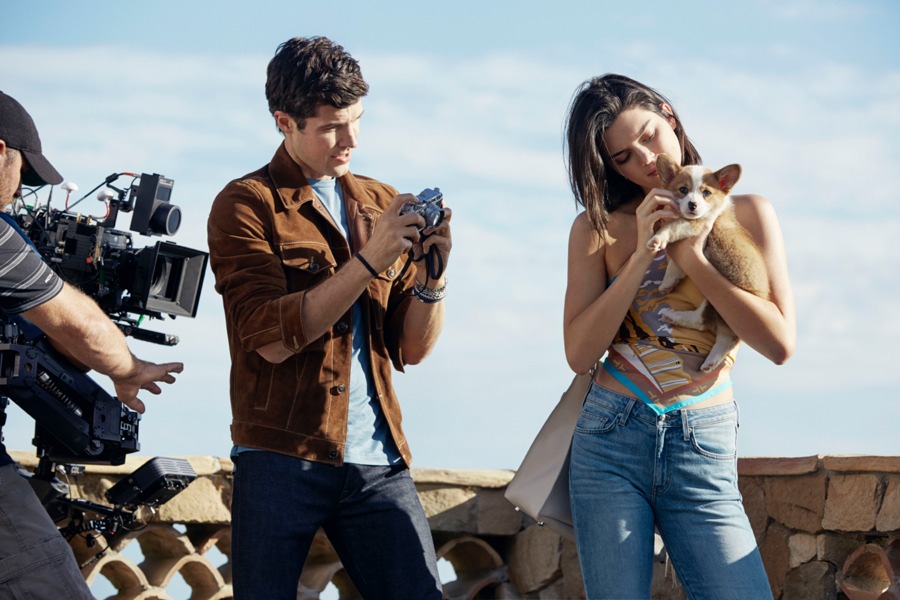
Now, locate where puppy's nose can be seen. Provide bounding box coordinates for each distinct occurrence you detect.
[687,201,698,212]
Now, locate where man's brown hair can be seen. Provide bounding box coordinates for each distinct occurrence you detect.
[265,36,369,130]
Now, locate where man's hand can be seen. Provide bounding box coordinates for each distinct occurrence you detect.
[412,206,452,283]
[111,357,184,414]
[361,194,426,272]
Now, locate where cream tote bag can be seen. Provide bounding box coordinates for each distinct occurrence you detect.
[504,372,591,540]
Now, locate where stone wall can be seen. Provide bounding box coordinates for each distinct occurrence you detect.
[8,451,900,599]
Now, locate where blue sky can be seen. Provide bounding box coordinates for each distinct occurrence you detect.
[2,0,899,471]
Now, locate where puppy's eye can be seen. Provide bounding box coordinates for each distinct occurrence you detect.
[678,186,689,195]
[702,190,711,198]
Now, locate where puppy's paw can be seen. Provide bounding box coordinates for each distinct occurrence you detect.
[658,307,675,323]
[659,281,675,294]
[700,355,723,372]
[646,237,666,253]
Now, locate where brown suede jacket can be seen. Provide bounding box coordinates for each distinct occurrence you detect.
[207,143,417,466]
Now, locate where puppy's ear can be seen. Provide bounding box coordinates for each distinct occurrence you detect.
[713,164,742,192]
[656,153,680,186]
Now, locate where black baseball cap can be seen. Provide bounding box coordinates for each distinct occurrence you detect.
[0,91,63,186]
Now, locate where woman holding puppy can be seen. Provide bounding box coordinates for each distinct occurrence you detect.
[563,74,795,599]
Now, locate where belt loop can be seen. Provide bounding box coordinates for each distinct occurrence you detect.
[620,398,636,426]
[681,409,690,441]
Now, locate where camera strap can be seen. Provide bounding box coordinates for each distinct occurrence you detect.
[396,231,445,286]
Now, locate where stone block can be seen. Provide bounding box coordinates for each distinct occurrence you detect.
[156,477,232,524]
[418,486,477,533]
[534,577,567,599]
[560,537,585,600]
[782,561,837,600]
[823,456,900,474]
[764,471,827,533]
[475,489,523,535]
[761,522,791,598]
[507,525,562,594]
[877,476,900,532]
[739,476,768,542]
[789,532,817,568]
[739,455,821,476]
[823,474,881,532]
[412,468,514,488]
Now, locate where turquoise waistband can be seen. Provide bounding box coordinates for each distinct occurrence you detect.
[602,360,733,416]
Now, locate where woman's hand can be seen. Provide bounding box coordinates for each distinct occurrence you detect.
[665,208,714,267]
[634,187,678,257]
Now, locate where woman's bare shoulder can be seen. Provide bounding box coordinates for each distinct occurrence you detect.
[731,193,783,242]
[569,210,604,249]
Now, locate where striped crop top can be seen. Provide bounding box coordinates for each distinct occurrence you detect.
[603,252,737,414]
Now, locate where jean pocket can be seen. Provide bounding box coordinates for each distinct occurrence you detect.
[575,398,619,435]
[689,418,737,460]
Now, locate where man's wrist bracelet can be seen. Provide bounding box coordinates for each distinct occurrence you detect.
[356,253,379,278]
[413,278,447,303]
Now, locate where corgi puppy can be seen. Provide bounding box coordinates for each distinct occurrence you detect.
[648,153,770,372]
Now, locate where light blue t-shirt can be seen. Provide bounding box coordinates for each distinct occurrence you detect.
[305,178,401,465]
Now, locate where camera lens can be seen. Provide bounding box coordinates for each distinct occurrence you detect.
[149,256,173,297]
[149,204,182,236]
[424,205,444,229]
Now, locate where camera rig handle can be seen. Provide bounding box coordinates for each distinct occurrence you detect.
[0,332,140,465]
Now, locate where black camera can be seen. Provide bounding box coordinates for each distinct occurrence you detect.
[16,172,208,345]
[1,169,207,464]
[400,187,445,232]
[0,170,204,543]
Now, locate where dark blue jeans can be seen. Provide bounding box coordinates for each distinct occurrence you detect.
[231,450,441,600]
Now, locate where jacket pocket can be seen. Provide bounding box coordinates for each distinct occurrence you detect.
[280,241,337,277]
[279,241,338,350]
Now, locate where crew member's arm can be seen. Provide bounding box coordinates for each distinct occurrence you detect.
[22,284,183,413]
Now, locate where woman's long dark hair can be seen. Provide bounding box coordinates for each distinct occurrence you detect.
[565,74,701,235]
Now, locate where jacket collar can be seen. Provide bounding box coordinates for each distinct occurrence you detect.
[267,142,381,215]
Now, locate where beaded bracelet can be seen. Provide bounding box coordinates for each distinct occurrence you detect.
[413,278,448,303]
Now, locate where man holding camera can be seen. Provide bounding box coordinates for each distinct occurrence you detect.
[0,91,184,599]
[207,37,452,599]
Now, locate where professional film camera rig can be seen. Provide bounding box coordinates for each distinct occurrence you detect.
[0,171,206,546]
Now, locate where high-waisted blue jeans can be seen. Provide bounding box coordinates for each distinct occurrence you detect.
[569,384,772,600]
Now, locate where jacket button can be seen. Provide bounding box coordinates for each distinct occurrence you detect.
[335,321,349,334]
[328,449,339,459]
[335,384,346,394]
[386,267,396,279]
